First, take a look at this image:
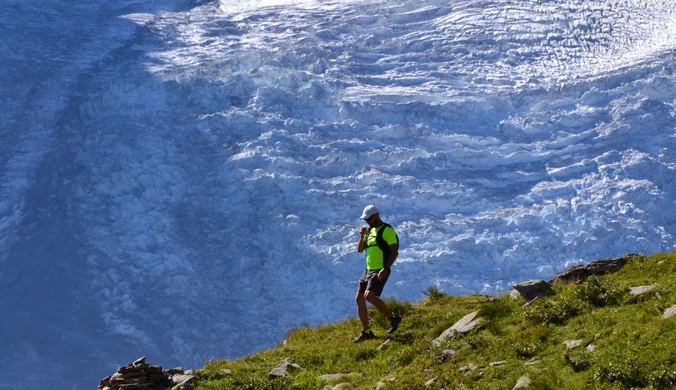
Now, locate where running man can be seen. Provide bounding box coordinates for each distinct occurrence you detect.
[353,205,402,342]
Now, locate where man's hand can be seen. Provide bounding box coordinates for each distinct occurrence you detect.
[377,268,390,281]
[360,226,367,236]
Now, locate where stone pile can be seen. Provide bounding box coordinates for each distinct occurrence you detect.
[98,356,196,390]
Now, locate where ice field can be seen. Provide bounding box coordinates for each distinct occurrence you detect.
[2,0,676,388]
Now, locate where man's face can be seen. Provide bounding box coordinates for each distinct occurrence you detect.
[365,214,377,227]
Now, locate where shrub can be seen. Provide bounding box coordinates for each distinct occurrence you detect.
[211,375,291,390]
[422,286,448,303]
[512,341,539,359]
[523,298,579,324]
[464,332,487,349]
[564,349,594,372]
[594,358,646,388]
[648,365,676,390]
[478,297,514,319]
[573,276,623,307]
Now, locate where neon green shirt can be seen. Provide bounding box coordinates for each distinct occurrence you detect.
[363,224,398,270]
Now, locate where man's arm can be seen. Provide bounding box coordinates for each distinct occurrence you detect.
[385,243,398,269]
[357,226,367,253]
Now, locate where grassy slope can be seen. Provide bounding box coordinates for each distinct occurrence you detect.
[194,253,675,389]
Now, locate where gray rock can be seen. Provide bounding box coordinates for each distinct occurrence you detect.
[563,339,583,349]
[133,356,147,366]
[424,377,438,387]
[513,280,554,301]
[489,360,507,367]
[434,348,458,364]
[459,363,478,372]
[433,311,486,345]
[630,285,656,296]
[586,344,596,352]
[331,384,351,390]
[269,358,303,378]
[172,373,196,386]
[663,304,676,319]
[509,289,522,299]
[377,339,391,351]
[513,375,532,389]
[376,376,396,389]
[320,373,354,382]
[550,255,632,284]
[167,367,185,375]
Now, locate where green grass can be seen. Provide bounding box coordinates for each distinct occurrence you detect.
[194,252,676,389]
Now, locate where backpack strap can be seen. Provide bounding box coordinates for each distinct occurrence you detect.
[375,223,398,264]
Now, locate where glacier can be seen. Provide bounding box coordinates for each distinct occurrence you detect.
[2,0,676,388]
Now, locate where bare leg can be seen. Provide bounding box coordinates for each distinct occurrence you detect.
[355,292,370,330]
[364,290,392,320]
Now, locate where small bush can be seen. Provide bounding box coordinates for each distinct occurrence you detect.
[211,375,291,390]
[648,365,676,390]
[594,358,646,387]
[573,276,623,307]
[464,332,487,349]
[478,297,513,319]
[564,349,594,372]
[523,298,579,324]
[422,286,448,303]
[512,341,539,359]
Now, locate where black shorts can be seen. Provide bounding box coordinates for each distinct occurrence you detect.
[358,269,389,296]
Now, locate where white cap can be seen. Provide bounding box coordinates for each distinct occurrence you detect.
[360,205,379,220]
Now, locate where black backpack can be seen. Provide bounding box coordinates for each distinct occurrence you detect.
[366,223,399,263]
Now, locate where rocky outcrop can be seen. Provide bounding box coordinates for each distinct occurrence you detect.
[98,357,197,390]
[513,280,554,301]
[432,311,486,346]
[550,255,634,284]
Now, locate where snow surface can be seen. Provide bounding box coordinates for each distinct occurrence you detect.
[2,0,676,388]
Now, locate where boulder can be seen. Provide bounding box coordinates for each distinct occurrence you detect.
[629,285,656,296]
[513,280,554,301]
[513,375,532,389]
[269,358,303,378]
[172,373,196,386]
[375,376,396,390]
[320,373,354,382]
[563,339,583,349]
[433,349,458,364]
[663,305,676,320]
[550,255,633,284]
[459,363,478,373]
[432,311,486,345]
